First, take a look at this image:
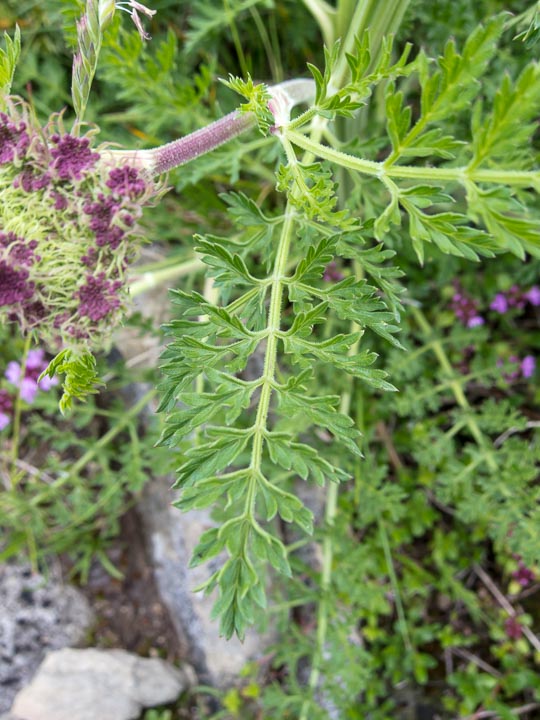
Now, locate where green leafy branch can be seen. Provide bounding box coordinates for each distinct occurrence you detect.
[159,182,398,638]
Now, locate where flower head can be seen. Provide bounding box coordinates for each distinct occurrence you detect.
[0,97,160,349]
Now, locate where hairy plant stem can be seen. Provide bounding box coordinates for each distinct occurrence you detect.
[411,306,497,471]
[285,128,540,190]
[108,79,316,176]
[247,194,297,513]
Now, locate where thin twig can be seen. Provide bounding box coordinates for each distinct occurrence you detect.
[376,420,404,470]
[494,421,540,447]
[474,563,540,654]
[451,647,502,678]
[456,702,540,720]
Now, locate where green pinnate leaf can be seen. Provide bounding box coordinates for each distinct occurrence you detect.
[265,432,350,486]
[195,236,261,287]
[41,349,102,414]
[222,73,273,135]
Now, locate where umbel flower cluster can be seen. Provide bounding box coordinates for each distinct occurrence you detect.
[0,98,158,348]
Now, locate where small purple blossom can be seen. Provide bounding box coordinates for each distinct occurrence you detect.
[0,261,35,307]
[106,166,147,199]
[1,233,40,268]
[15,168,51,193]
[450,287,484,328]
[490,293,508,314]
[49,133,99,181]
[0,389,12,430]
[497,354,536,382]
[504,616,523,641]
[525,286,540,306]
[51,191,68,211]
[506,285,525,310]
[467,315,484,328]
[84,194,119,233]
[521,355,536,379]
[76,273,122,322]
[0,112,30,163]
[512,562,536,588]
[4,349,58,404]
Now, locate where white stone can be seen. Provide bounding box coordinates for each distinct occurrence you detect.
[11,648,191,720]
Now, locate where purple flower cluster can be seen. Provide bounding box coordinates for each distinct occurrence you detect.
[0,99,158,347]
[49,133,99,181]
[496,354,536,381]
[0,349,57,430]
[490,285,540,314]
[504,616,523,641]
[450,286,484,328]
[449,283,537,382]
[76,274,122,322]
[512,559,536,587]
[0,112,30,164]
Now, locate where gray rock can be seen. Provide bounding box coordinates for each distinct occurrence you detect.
[10,648,193,720]
[138,476,272,685]
[0,563,94,713]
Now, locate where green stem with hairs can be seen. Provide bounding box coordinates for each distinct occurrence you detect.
[285,128,540,189]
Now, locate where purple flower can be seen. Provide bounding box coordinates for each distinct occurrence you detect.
[20,377,39,403]
[106,166,147,199]
[0,389,13,429]
[521,355,536,379]
[450,288,484,328]
[49,134,99,181]
[467,315,484,328]
[525,286,540,307]
[512,562,535,587]
[0,261,35,306]
[504,616,523,640]
[1,233,40,268]
[0,112,30,163]
[76,273,122,322]
[506,285,525,310]
[490,293,508,314]
[4,350,57,404]
[5,361,21,386]
[14,168,51,193]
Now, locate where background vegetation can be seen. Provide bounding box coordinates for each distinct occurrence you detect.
[1,1,539,718]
